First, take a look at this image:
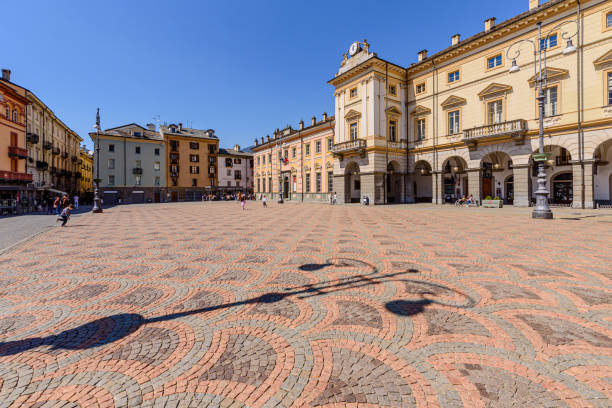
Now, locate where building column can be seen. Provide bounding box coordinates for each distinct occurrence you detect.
[572,160,595,209]
[467,168,481,205]
[361,173,377,204]
[512,165,530,207]
[432,171,443,204]
[399,173,406,203]
[334,174,346,204]
[405,172,415,203]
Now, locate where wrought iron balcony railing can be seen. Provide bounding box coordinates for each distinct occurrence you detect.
[26,133,39,144]
[0,171,33,182]
[8,146,28,159]
[132,167,143,175]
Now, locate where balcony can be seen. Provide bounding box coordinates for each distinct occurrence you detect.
[50,166,57,174]
[387,140,407,150]
[8,146,28,159]
[234,174,242,180]
[52,147,60,155]
[75,172,82,179]
[331,139,367,159]
[36,160,49,170]
[463,119,527,151]
[71,155,78,162]
[64,170,73,179]
[61,152,69,159]
[26,133,39,144]
[0,171,33,183]
[77,158,83,165]
[43,141,52,150]
[132,167,143,175]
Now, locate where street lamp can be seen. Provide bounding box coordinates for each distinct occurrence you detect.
[92,108,103,213]
[277,137,284,204]
[506,20,578,219]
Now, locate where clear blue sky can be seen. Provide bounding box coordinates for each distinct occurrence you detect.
[4,0,528,149]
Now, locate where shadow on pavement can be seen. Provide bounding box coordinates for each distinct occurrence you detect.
[0,257,475,356]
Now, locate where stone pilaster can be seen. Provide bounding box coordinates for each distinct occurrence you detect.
[431,172,443,205]
[572,161,595,209]
[467,168,481,205]
[512,165,531,207]
[360,173,377,204]
[405,173,415,203]
[334,174,346,204]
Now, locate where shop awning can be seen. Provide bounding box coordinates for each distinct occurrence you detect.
[38,187,68,195]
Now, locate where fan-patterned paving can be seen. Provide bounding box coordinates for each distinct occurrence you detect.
[0,202,611,407]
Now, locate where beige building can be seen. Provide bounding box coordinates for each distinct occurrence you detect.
[160,124,219,201]
[218,145,254,194]
[330,0,612,208]
[252,114,335,201]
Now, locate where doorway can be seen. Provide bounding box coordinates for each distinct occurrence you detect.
[482,178,492,198]
[171,191,178,202]
[505,176,514,204]
[552,173,573,204]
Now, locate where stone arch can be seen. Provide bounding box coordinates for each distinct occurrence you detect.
[413,160,432,203]
[440,156,469,202]
[344,161,361,203]
[386,160,402,203]
[593,137,612,203]
[550,171,573,205]
[480,151,514,201]
[469,142,531,167]
[529,136,578,161]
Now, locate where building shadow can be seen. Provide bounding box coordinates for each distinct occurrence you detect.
[0,258,474,356]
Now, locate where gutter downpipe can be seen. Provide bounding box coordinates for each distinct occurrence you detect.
[577,0,584,209]
[405,68,409,204]
[384,62,389,205]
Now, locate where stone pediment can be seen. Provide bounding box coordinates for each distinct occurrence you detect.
[326,161,333,169]
[478,83,512,99]
[304,165,311,172]
[344,109,362,120]
[593,49,612,67]
[385,106,402,117]
[528,67,569,84]
[315,163,322,170]
[410,105,431,116]
[441,95,467,110]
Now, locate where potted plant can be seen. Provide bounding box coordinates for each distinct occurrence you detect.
[482,195,503,208]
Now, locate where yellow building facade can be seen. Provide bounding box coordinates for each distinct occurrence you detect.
[79,146,93,195]
[252,114,335,201]
[330,0,612,208]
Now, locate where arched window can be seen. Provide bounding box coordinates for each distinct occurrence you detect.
[12,109,18,122]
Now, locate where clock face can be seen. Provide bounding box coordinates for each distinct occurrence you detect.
[349,42,360,56]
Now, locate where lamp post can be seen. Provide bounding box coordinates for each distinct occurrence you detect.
[92,108,103,213]
[506,20,577,219]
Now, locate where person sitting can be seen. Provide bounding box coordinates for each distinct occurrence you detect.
[466,194,474,205]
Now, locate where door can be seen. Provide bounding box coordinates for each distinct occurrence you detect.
[283,176,289,199]
[154,192,160,203]
[171,191,178,202]
[482,178,492,198]
[505,176,514,204]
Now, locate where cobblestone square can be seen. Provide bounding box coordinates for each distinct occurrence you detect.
[1,202,611,407]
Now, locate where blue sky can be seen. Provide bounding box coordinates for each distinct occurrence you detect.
[4,0,529,149]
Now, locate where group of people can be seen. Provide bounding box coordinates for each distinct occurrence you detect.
[48,195,77,226]
[456,194,476,206]
[328,192,337,205]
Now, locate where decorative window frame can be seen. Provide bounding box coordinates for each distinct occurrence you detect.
[446,109,462,136]
[485,98,505,125]
[605,69,612,106]
[536,82,562,118]
[415,82,426,95]
[484,51,504,72]
[349,87,358,99]
[602,7,612,32]
[446,68,461,84]
[414,117,427,142]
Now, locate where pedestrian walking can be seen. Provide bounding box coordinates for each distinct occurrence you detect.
[328,193,333,205]
[262,194,267,208]
[56,204,73,227]
[241,195,246,211]
[333,192,337,205]
[73,195,79,209]
[61,195,68,211]
[53,196,61,215]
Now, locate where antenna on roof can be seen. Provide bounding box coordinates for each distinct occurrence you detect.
[152,115,161,125]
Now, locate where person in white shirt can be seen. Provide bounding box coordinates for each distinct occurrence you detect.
[73,195,79,209]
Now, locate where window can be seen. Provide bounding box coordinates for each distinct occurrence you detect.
[607,72,612,106]
[487,54,502,69]
[487,100,503,124]
[107,158,115,169]
[316,172,321,193]
[208,144,216,154]
[135,160,141,168]
[170,153,179,163]
[135,146,141,154]
[540,34,558,50]
[155,176,160,186]
[170,165,179,175]
[315,140,321,153]
[133,131,141,137]
[328,171,333,192]
[416,83,426,94]
[227,169,232,176]
[389,85,397,95]
[327,138,333,151]
[263,178,266,191]
[190,142,199,149]
[108,175,115,185]
[448,70,460,83]
[192,178,198,187]
[350,87,357,98]
[154,161,160,171]
[388,120,397,142]
[305,144,310,156]
[234,158,242,164]
[416,119,426,141]
[257,179,261,192]
[12,109,18,122]
[268,154,271,163]
[543,86,558,117]
[135,175,142,185]
[305,173,311,192]
[235,170,242,179]
[109,144,115,152]
[190,166,199,174]
[607,11,612,28]
[236,181,240,187]
[448,110,460,134]
[350,122,358,140]
[257,157,260,165]
[154,148,160,155]
[170,140,179,151]
[262,155,266,164]
[190,154,199,162]
[209,156,215,164]
[292,147,296,158]
[5,105,8,119]
[283,150,288,159]
[268,177,272,192]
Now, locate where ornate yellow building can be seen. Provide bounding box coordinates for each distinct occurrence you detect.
[252,114,335,201]
[79,145,93,195]
[330,0,612,208]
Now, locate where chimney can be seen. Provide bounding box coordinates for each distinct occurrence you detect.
[311,116,316,126]
[417,50,428,62]
[322,112,328,121]
[299,120,304,130]
[255,139,259,146]
[266,135,270,143]
[234,144,240,151]
[146,123,155,131]
[452,34,461,46]
[529,0,539,10]
[1,69,11,81]
[178,122,183,131]
[485,17,496,32]
[261,136,264,145]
